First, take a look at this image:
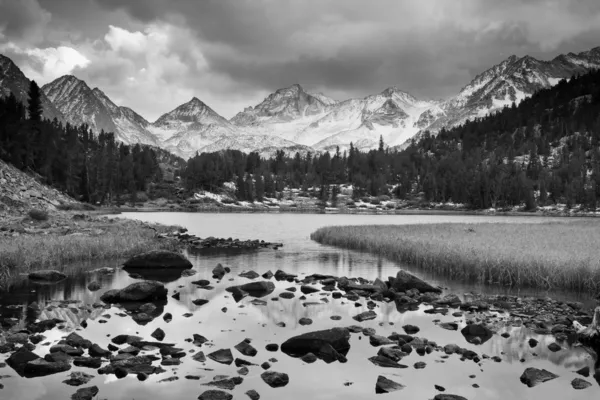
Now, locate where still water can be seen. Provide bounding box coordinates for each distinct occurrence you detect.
[0,213,597,400]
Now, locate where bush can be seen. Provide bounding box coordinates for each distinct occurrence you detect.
[370,199,381,205]
[385,203,395,209]
[346,200,355,206]
[28,209,49,221]
[136,192,149,203]
[378,195,391,201]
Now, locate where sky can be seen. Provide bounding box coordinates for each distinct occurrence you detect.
[1,0,600,121]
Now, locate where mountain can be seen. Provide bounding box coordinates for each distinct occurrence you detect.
[42,75,158,146]
[0,54,63,121]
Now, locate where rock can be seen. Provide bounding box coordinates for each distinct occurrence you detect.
[63,371,94,386]
[547,343,561,352]
[245,389,260,400]
[212,264,227,279]
[261,362,270,370]
[88,343,111,358]
[439,322,459,331]
[28,270,67,282]
[193,299,209,306]
[71,386,99,400]
[198,390,233,400]
[402,325,420,334]
[433,395,468,400]
[300,353,317,363]
[575,366,590,377]
[192,352,207,362]
[301,285,320,294]
[265,344,279,352]
[238,366,249,375]
[461,324,493,345]
[87,281,101,291]
[203,376,243,390]
[279,292,295,299]
[100,281,167,303]
[274,270,297,281]
[528,338,538,347]
[6,347,40,376]
[111,335,143,345]
[163,313,173,323]
[375,375,405,393]
[73,357,102,369]
[232,281,275,297]
[228,286,248,302]
[571,378,592,390]
[391,270,441,293]
[377,347,406,362]
[193,333,209,346]
[299,318,313,326]
[519,367,559,387]
[207,349,234,365]
[123,250,192,269]
[24,358,71,377]
[414,361,426,369]
[65,332,92,349]
[239,270,260,279]
[235,341,257,357]
[368,355,407,368]
[369,335,395,347]
[353,310,377,322]
[262,270,274,279]
[435,294,461,306]
[261,371,289,388]
[281,328,350,363]
[6,333,29,344]
[151,328,166,341]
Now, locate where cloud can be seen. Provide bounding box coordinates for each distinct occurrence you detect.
[0,0,51,45]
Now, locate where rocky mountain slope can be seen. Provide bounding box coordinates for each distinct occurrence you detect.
[0,55,63,121]
[2,45,600,158]
[42,76,158,146]
[0,159,78,219]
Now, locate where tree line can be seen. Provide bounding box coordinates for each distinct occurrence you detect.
[183,69,600,210]
[0,81,163,205]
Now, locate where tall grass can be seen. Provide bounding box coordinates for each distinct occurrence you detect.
[0,219,181,285]
[311,221,600,293]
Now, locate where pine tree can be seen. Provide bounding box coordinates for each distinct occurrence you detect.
[27,81,43,122]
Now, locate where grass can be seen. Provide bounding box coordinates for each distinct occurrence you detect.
[0,216,182,286]
[311,221,600,294]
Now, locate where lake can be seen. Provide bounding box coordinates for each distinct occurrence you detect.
[0,212,597,400]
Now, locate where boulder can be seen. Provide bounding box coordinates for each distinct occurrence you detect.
[151,328,166,341]
[207,349,234,365]
[433,395,468,400]
[239,270,260,279]
[100,281,167,303]
[239,281,275,297]
[571,378,592,390]
[71,386,99,400]
[28,270,67,282]
[300,285,320,295]
[198,390,233,400]
[390,270,441,293]
[368,355,407,368]
[6,347,40,376]
[461,324,493,345]
[87,281,101,291]
[281,328,350,363]
[63,371,94,386]
[375,375,405,393]
[519,367,559,387]
[24,358,71,377]
[203,376,243,390]
[123,250,192,269]
[245,389,260,400]
[235,341,257,357]
[353,310,377,322]
[369,335,395,347]
[402,325,420,334]
[212,264,228,279]
[261,371,289,388]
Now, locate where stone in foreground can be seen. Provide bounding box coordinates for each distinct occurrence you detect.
[375,375,405,393]
[100,281,167,303]
[433,395,468,400]
[571,378,592,390]
[353,310,377,322]
[281,328,350,363]
[207,349,234,365]
[261,371,289,388]
[28,270,67,282]
[71,386,99,400]
[519,367,559,387]
[391,270,441,293]
[123,250,192,269]
[198,390,233,400]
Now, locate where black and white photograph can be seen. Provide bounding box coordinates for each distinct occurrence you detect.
[1,0,600,399]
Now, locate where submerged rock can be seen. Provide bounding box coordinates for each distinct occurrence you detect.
[63,371,94,386]
[368,355,407,368]
[71,386,99,400]
[203,376,243,390]
[281,328,350,363]
[461,324,493,345]
[239,270,260,279]
[6,347,40,376]
[235,341,257,357]
[24,358,71,377]
[375,375,405,393]
[28,270,67,282]
[519,367,559,387]
[433,395,468,400]
[123,250,192,269]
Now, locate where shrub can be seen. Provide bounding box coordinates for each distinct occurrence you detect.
[346,200,355,206]
[378,195,391,201]
[385,203,395,209]
[136,192,149,203]
[370,199,381,205]
[28,209,49,221]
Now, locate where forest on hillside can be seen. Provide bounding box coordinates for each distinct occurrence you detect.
[0,81,164,205]
[183,69,600,210]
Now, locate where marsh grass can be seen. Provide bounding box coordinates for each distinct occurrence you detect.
[311,221,600,293]
[0,218,181,285]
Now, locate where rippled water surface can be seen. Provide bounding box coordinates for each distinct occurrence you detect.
[0,213,598,400]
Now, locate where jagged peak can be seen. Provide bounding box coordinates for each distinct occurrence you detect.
[274,83,305,95]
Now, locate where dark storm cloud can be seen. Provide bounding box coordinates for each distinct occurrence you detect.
[0,0,51,44]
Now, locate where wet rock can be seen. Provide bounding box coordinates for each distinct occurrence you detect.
[87,281,101,291]
[439,322,459,331]
[279,292,295,299]
[123,250,192,269]
[375,375,405,393]
[65,332,92,349]
[192,334,209,347]
[71,386,99,400]
[435,385,446,392]
[245,389,260,400]
[274,270,297,281]
[368,355,407,368]
[414,361,426,369]
[193,299,209,306]
[461,324,493,345]
[24,358,71,377]
[235,358,256,367]
[261,371,289,387]
[299,318,312,326]
[111,335,143,345]
[262,271,274,279]
[198,390,233,400]
[163,313,172,323]
[265,344,279,352]
[45,352,72,363]
[239,270,260,279]
[301,353,317,363]
[232,281,275,298]
[369,335,394,347]
[192,279,211,287]
[575,366,590,377]
[402,325,420,334]
[28,270,67,282]
[353,310,377,322]
[435,294,462,306]
[6,333,28,344]
[212,264,228,279]
[528,338,538,347]
[390,270,441,293]
[88,344,111,358]
[203,376,243,390]
[6,347,40,376]
[228,286,248,302]
[377,347,406,362]
[186,375,202,380]
[433,395,468,400]
[100,281,167,303]
[301,285,320,294]
[151,328,166,341]
[192,352,207,362]
[238,366,249,375]
[63,371,94,386]
[547,343,561,352]
[519,367,559,387]
[235,340,257,357]
[571,378,592,390]
[208,349,234,365]
[281,328,350,363]
[73,357,102,369]
[261,362,270,370]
